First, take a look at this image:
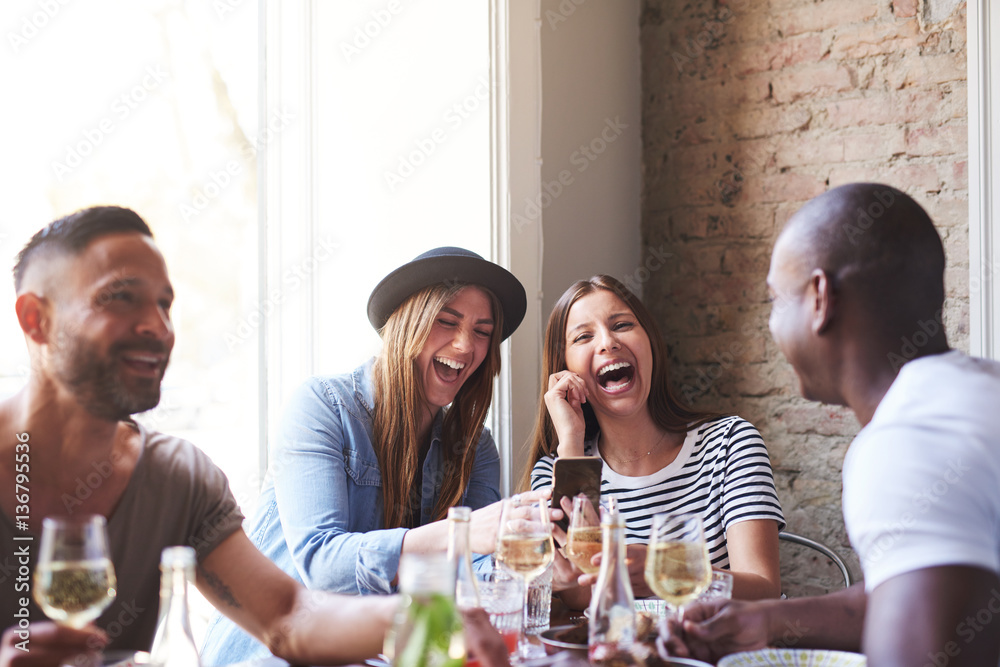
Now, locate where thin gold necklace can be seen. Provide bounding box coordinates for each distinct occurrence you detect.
[599,429,669,465]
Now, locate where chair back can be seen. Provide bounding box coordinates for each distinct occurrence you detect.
[778,531,854,598]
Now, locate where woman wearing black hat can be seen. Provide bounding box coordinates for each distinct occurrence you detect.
[202,247,529,665]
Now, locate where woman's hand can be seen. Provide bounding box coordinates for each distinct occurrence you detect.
[543,372,588,458]
[575,543,653,598]
[1,622,106,667]
[467,490,555,555]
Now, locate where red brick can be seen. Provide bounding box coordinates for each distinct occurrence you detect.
[771,62,855,104]
[843,129,906,162]
[925,197,969,229]
[728,106,812,139]
[893,0,918,18]
[886,163,945,192]
[830,18,921,59]
[893,53,967,89]
[952,160,968,190]
[778,0,882,37]
[732,34,825,76]
[775,134,846,167]
[825,89,950,128]
[905,122,968,157]
[742,172,827,204]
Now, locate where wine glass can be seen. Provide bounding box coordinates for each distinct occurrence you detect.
[565,493,602,575]
[495,496,555,659]
[643,513,711,624]
[34,515,117,629]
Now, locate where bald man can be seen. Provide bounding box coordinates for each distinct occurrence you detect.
[0,207,507,667]
[668,184,1000,666]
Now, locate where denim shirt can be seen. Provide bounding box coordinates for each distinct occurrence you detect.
[200,359,501,665]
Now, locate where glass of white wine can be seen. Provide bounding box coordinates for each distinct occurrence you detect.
[34,515,117,629]
[565,493,602,576]
[643,513,711,624]
[495,496,555,659]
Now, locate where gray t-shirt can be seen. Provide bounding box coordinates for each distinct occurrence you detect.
[1,423,244,653]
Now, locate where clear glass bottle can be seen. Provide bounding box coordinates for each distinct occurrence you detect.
[587,499,636,663]
[384,552,465,667]
[447,506,481,610]
[149,546,201,667]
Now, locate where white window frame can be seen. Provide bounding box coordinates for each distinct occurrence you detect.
[969,0,1000,360]
[257,0,544,495]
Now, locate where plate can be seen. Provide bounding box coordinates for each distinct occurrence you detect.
[718,648,866,666]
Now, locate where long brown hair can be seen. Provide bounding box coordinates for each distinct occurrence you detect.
[518,275,721,492]
[373,283,503,529]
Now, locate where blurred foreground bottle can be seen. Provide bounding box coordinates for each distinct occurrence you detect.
[385,552,465,667]
[149,546,201,667]
[588,499,636,663]
[447,507,481,610]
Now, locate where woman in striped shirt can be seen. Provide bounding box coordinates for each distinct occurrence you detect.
[520,275,783,607]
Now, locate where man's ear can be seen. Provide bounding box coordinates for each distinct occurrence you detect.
[808,268,835,335]
[15,292,50,344]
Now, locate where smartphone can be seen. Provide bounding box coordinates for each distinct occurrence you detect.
[551,456,603,532]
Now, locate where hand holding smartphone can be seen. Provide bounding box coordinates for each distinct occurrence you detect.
[551,456,602,533]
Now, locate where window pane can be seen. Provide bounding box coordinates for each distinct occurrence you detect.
[0,0,260,509]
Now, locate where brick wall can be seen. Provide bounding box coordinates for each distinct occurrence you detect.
[640,0,968,591]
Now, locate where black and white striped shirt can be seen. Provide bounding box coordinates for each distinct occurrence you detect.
[530,416,785,568]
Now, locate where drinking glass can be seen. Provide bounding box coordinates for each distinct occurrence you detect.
[478,576,524,655]
[564,493,602,575]
[643,513,711,624]
[34,515,117,628]
[494,496,555,659]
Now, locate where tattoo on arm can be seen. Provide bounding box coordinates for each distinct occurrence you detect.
[198,564,242,610]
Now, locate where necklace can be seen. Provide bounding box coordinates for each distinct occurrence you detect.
[600,429,669,465]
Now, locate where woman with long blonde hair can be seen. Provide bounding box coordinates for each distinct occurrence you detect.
[203,247,528,665]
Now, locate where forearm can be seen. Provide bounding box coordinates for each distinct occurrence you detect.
[268,589,398,666]
[764,584,866,650]
[729,570,781,601]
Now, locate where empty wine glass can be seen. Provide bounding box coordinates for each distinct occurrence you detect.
[34,515,117,628]
[643,513,711,624]
[495,496,555,659]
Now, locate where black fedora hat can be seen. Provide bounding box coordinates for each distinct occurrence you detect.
[367,247,527,341]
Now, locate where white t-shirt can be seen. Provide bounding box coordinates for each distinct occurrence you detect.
[531,416,784,569]
[843,351,1000,591]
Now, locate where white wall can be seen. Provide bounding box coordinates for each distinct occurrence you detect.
[507,0,643,484]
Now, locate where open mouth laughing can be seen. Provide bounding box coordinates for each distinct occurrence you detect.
[433,355,466,382]
[597,361,634,393]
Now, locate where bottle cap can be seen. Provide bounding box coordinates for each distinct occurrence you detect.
[160,546,197,568]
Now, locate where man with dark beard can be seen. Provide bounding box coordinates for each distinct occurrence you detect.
[0,207,509,667]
